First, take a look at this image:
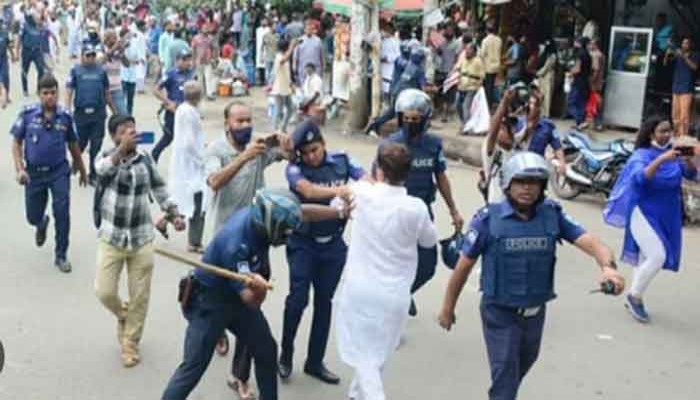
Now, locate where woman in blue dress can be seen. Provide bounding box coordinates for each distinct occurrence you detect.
[604,117,697,323]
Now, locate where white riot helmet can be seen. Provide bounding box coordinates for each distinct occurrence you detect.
[394,88,433,118]
[500,152,551,190]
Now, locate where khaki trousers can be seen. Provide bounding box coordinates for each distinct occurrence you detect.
[672,93,692,136]
[95,240,154,346]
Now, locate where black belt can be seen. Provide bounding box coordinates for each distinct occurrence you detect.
[26,163,63,173]
[514,306,543,318]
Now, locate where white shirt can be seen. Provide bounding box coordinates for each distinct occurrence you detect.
[255,26,270,68]
[380,36,400,93]
[481,140,513,203]
[169,102,207,218]
[303,73,323,105]
[336,181,437,368]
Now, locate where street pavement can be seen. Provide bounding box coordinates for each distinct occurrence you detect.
[1,54,700,400]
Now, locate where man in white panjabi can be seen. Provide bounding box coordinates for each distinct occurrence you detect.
[168,81,207,253]
[335,142,438,400]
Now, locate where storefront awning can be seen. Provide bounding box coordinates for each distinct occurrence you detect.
[322,0,424,17]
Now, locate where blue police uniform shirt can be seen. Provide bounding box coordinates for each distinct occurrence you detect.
[10,104,78,168]
[198,208,269,294]
[158,67,195,104]
[386,129,447,206]
[286,151,365,238]
[66,64,109,111]
[514,117,562,156]
[672,52,700,94]
[0,29,10,63]
[461,199,585,260]
[20,21,43,51]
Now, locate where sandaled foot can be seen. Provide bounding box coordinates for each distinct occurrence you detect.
[187,245,204,254]
[227,378,257,400]
[216,335,229,356]
[121,341,140,368]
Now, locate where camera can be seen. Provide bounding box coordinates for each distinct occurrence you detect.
[508,81,532,113]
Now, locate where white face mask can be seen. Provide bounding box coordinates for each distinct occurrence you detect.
[651,139,672,150]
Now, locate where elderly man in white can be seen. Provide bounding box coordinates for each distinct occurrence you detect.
[335,142,438,400]
[168,80,207,253]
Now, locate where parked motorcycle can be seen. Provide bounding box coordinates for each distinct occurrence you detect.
[550,131,634,200]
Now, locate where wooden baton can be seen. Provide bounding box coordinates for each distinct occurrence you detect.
[155,247,274,291]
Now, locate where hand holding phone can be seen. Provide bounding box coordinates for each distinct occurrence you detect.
[676,145,695,157]
[264,135,280,148]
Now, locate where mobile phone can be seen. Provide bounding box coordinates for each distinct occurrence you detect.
[677,146,695,157]
[138,131,156,145]
[264,135,280,148]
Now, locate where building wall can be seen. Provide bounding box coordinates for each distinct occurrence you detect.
[614,0,693,35]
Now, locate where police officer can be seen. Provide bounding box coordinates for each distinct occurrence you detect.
[65,42,116,185]
[438,152,625,400]
[152,48,195,163]
[162,189,348,400]
[15,11,45,97]
[366,46,427,136]
[10,74,88,273]
[279,120,366,384]
[0,15,15,107]
[384,88,463,316]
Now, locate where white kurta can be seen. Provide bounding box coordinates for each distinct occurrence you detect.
[380,37,400,94]
[335,181,437,399]
[255,26,270,69]
[168,103,207,218]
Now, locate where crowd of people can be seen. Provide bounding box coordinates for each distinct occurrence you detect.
[3,1,700,400]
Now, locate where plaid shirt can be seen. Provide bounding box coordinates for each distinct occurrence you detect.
[95,149,178,250]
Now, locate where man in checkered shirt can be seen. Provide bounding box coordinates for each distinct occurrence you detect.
[94,114,186,368]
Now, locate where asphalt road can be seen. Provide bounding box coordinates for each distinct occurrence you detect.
[0,54,699,400]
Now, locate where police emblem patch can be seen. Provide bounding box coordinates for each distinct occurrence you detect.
[466,229,478,245]
[237,261,251,274]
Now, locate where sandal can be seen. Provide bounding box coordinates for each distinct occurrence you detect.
[187,245,204,254]
[121,341,140,368]
[216,335,229,356]
[227,377,257,400]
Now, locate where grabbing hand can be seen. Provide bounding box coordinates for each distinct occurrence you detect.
[659,148,680,163]
[172,215,186,231]
[451,210,464,233]
[242,140,267,161]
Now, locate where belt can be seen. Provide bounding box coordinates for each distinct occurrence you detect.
[313,235,335,244]
[26,163,62,173]
[515,306,542,318]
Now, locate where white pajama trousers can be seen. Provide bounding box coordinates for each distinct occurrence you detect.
[349,364,385,400]
[629,207,666,298]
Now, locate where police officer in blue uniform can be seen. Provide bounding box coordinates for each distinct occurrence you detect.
[366,46,427,136]
[15,12,45,97]
[10,75,88,273]
[65,42,116,185]
[152,48,195,163]
[439,152,625,400]
[384,88,464,316]
[0,16,15,107]
[163,189,349,400]
[279,120,365,384]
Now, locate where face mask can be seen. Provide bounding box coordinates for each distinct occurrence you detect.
[405,121,423,137]
[651,139,672,150]
[229,126,252,145]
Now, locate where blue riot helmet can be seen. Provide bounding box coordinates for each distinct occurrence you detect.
[410,46,426,65]
[500,151,551,191]
[399,40,411,58]
[440,233,465,270]
[251,188,303,246]
[394,88,432,136]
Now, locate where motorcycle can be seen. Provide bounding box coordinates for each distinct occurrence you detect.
[550,131,634,200]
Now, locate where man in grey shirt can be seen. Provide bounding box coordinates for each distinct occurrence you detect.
[437,25,461,121]
[293,20,324,86]
[205,101,290,232]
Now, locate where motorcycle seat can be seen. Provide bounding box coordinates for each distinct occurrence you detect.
[568,131,614,152]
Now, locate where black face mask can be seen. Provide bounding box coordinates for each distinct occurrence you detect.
[406,121,423,137]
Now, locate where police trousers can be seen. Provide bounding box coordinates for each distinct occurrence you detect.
[281,236,346,367]
[25,162,71,261]
[480,300,546,400]
[21,49,44,94]
[76,116,106,179]
[152,110,174,163]
[567,84,589,126]
[0,58,9,93]
[162,286,278,400]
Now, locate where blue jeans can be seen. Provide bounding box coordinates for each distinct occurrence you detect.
[110,88,127,115]
[281,236,346,367]
[122,81,136,116]
[481,300,546,400]
[25,161,71,261]
[152,110,174,163]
